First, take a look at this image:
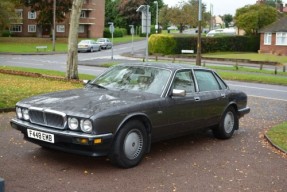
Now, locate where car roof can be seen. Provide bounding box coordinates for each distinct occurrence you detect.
[116,62,208,72]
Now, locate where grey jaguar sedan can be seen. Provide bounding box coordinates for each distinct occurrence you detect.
[10,63,250,168]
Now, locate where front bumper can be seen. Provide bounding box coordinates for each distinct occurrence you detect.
[10,118,113,157]
[238,107,251,118]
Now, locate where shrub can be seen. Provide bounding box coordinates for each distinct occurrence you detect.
[103,27,126,38]
[148,34,260,55]
[2,30,11,37]
[149,34,176,55]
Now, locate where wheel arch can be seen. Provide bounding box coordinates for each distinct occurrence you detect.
[114,113,152,153]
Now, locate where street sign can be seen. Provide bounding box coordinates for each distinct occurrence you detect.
[141,12,151,34]
[109,25,114,33]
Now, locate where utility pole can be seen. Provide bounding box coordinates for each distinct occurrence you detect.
[196,0,202,66]
[52,0,56,52]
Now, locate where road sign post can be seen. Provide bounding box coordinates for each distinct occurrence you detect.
[108,22,114,60]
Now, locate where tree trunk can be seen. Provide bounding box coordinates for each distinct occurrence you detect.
[66,0,83,80]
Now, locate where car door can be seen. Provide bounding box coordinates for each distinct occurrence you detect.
[193,69,229,127]
[152,69,204,139]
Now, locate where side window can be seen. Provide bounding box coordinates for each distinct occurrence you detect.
[214,73,228,90]
[194,70,221,92]
[172,70,195,93]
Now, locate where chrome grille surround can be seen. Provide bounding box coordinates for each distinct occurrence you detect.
[28,107,67,129]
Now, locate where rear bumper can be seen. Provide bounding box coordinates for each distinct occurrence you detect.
[238,107,250,118]
[10,118,113,157]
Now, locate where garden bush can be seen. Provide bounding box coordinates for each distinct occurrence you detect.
[148,34,176,55]
[149,34,260,55]
[103,27,127,38]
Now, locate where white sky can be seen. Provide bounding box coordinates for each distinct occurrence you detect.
[163,0,258,16]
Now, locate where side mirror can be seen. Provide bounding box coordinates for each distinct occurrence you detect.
[172,89,186,97]
[83,80,91,85]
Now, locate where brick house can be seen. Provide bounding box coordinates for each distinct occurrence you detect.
[259,16,287,56]
[10,0,105,38]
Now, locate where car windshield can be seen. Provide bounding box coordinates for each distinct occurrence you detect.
[92,65,171,95]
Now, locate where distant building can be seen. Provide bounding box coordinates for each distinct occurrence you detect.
[10,0,105,38]
[259,16,287,55]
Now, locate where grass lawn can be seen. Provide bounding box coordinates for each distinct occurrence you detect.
[0,36,144,53]
[0,73,81,109]
[203,52,287,64]
[266,121,287,152]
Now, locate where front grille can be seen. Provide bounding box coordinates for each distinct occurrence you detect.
[29,108,66,129]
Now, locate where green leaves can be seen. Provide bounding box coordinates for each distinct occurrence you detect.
[235,4,278,35]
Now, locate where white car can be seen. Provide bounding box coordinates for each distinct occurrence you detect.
[78,40,101,52]
[206,28,236,37]
[96,38,113,49]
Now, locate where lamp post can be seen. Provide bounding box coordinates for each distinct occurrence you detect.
[52,0,56,51]
[196,0,202,66]
[153,1,158,33]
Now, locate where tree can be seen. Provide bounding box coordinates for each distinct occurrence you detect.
[221,14,233,28]
[66,0,83,80]
[105,0,126,27]
[0,0,18,32]
[116,0,164,28]
[21,0,72,24]
[235,4,279,35]
[164,0,210,33]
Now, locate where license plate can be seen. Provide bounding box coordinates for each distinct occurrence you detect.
[27,129,55,143]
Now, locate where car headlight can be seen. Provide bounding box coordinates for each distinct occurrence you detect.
[68,117,79,130]
[16,107,23,119]
[22,108,30,120]
[80,119,93,133]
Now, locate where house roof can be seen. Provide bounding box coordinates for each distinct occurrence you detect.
[259,16,287,33]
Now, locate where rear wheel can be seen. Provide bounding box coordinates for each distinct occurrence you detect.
[109,120,147,168]
[213,107,238,139]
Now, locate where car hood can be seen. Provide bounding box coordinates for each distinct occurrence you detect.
[17,88,157,118]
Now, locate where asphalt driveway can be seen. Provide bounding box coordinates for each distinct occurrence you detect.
[0,97,286,192]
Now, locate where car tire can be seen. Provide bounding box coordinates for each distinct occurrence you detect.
[90,47,94,52]
[213,106,238,139]
[109,120,147,168]
[98,46,101,51]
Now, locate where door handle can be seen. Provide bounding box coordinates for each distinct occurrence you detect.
[194,96,200,101]
[221,93,226,98]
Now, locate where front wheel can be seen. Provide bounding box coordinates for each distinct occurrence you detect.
[213,107,238,139]
[109,120,147,168]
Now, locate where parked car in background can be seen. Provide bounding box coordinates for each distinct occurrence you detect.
[10,63,250,168]
[96,38,113,49]
[78,40,101,52]
[206,28,236,37]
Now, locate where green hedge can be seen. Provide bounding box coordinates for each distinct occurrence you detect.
[149,34,260,55]
[103,27,127,38]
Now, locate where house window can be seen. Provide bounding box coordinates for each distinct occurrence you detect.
[28,25,36,32]
[80,11,86,18]
[78,25,85,33]
[57,25,65,32]
[276,32,287,45]
[10,25,22,32]
[264,32,272,45]
[15,9,23,18]
[28,11,36,19]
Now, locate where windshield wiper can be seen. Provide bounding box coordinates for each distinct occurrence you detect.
[90,83,107,89]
